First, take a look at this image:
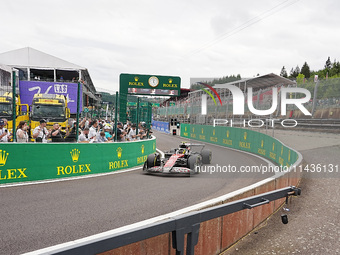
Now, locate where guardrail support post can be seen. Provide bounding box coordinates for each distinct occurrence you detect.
[172,212,201,255]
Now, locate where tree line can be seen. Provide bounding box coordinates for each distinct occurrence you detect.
[190,74,242,90]
[280,57,340,100]
[280,57,340,80]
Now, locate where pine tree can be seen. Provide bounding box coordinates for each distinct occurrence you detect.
[280,66,288,78]
[325,57,332,69]
[291,65,300,78]
[300,62,311,79]
[330,59,340,77]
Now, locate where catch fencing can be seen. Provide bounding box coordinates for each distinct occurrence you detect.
[156,78,340,123]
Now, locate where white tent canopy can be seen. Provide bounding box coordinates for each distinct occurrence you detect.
[0,47,85,70]
[0,47,99,106]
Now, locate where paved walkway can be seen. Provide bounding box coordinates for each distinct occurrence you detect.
[224,129,340,255]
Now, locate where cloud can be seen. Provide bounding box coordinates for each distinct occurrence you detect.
[0,0,339,91]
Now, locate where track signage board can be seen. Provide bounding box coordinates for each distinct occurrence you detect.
[119,73,181,123]
[120,73,181,97]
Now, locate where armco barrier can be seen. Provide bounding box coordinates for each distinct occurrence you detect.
[0,138,156,185]
[24,127,302,255]
[27,187,300,255]
[152,120,170,133]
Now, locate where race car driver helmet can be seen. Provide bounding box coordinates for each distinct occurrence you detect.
[178,148,186,154]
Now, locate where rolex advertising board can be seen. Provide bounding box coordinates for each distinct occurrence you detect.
[120,73,181,96]
[0,138,156,185]
[119,73,181,123]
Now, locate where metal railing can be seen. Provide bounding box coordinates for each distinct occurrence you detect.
[38,186,301,255]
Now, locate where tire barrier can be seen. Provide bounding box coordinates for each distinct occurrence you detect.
[0,137,156,185]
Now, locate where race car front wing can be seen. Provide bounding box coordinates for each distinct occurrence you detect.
[145,166,192,174]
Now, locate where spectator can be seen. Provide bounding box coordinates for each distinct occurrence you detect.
[0,119,11,142]
[79,118,86,129]
[51,123,69,142]
[98,119,104,130]
[104,124,114,141]
[89,120,99,141]
[116,122,126,142]
[123,121,130,130]
[127,123,137,141]
[85,118,90,128]
[64,123,77,142]
[125,123,131,134]
[33,119,50,143]
[16,121,29,143]
[97,131,108,143]
[138,128,147,140]
[138,122,147,140]
[78,127,90,143]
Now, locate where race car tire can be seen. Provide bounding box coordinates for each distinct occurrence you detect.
[201,149,212,164]
[146,153,160,168]
[188,154,202,173]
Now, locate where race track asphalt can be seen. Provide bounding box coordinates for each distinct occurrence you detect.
[0,130,273,254]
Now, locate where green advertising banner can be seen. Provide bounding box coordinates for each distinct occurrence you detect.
[119,73,181,123]
[120,73,181,97]
[180,124,297,167]
[0,138,156,185]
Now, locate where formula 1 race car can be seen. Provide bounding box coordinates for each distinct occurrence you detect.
[143,142,212,175]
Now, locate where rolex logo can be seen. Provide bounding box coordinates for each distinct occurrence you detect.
[70,149,80,162]
[272,143,275,151]
[261,140,264,148]
[244,132,247,140]
[185,126,187,132]
[117,147,123,159]
[169,78,173,84]
[0,150,9,166]
[213,129,215,136]
[281,146,283,155]
[141,145,145,154]
[134,76,139,82]
[201,128,204,134]
[227,130,229,138]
